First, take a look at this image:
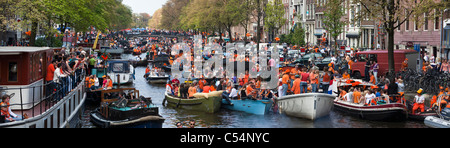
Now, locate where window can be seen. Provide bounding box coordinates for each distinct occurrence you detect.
[424,13,428,31]
[435,16,440,30]
[8,62,18,82]
[357,54,367,62]
[415,19,419,31]
[406,18,410,31]
[368,54,377,62]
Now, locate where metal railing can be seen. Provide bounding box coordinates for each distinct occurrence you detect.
[0,70,86,123]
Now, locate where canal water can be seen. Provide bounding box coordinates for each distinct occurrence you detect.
[80,54,428,128]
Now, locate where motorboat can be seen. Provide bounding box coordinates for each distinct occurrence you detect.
[277,93,336,120]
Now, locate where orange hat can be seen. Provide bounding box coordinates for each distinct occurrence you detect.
[405,58,408,61]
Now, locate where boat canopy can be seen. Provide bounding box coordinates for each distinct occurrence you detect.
[108,60,131,73]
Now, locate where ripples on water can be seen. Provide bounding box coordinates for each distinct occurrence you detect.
[81,54,428,128]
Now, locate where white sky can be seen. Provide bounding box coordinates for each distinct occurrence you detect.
[122,0,169,15]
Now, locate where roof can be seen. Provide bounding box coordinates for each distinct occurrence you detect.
[356,49,417,54]
[0,47,51,53]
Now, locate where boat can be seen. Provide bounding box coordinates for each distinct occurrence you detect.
[0,47,86,128]
[146,74,169,84]
[334,99,408,121]
[424,116,450,128]
[163,91,223,113]
[221,99,273,115]
[405,100,438,121]
[146,54,171,84]
[107,60,135,85]
[277,93,336,120]
[331,79,408,121]
[90,88,165,128]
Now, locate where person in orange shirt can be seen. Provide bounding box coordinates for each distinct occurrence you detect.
[310,70,319,92]
[342,71,350,79]
[291,75,301,94]
[202,82,211,93]
[188,84,197,99]
[353,87,362,104]
[246,82,256,99]
[244,70,249,84]
[198,78,206,92]
[281,71,290,96]
[401,58,408,71]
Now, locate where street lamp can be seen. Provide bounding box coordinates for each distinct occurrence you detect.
[441,9,449,59]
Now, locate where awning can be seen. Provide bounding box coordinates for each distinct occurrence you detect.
[346,32,360,38]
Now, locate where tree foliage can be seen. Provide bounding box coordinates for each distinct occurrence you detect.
[322,0,346,52]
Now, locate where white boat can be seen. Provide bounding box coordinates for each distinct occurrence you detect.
[146,74,169,84]
[424,116,450,128]
[107,60,135,85]
[277,93,336,120]
[0,47,86,128]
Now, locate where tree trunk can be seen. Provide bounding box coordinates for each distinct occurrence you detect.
[228,25,233,43]
[387,24,395,79]
[29,21,38,46]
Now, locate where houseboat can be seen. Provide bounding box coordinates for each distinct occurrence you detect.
[107,60,135,85]
[0,47,86,128]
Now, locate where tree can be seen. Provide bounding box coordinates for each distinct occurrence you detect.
[355,0,449,77]
[322,0,346,54]
[264,0,286,42]
[160,0,190,30]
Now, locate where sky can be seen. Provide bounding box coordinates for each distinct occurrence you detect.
[122,0,169,15]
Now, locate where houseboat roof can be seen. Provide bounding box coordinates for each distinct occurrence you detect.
[0,47,51,54]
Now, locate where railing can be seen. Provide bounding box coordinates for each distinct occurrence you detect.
[0,70,86,123]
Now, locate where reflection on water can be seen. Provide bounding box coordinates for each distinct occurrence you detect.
[82,54,427,128]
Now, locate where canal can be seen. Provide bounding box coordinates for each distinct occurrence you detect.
[80,54,428,128]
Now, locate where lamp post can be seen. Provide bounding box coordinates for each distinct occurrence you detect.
[441,9,449,59]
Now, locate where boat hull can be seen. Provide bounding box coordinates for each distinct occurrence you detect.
[164,92,222,113]
[333,100,407,121]
[146,76,169,84]
[222,99,273,115]
[277,93,335,120]
[90,112,164,128]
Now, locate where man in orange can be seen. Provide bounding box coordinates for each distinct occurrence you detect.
[353,87,362,104]
[412,89,425,114]
[246,82,256,99]
[198,77,206,92]
[342,71,350,79]
[281,70,290,96]
[188,84,197,99]
[291,75,301,94]
[401,58,408,71]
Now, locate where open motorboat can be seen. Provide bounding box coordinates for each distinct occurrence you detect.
[277,93,336,120]
[90,88,164,128]
[331,79,408,121]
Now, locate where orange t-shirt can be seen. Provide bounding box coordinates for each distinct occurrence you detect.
[348,60,354,70]
[291,78,301,94]
[246,85,254,96]
[342,73,350,79]
[282,74,290,85]
[188,87,196,97]
[202,86,211,93]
